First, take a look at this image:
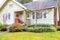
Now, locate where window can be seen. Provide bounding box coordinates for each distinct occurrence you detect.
[32,12,35,19]
[36,10,47,19]
[43,11,47,18]
[32,10,47,19]
[36,11,42,19]
[44,13,46,18]
[9,4,13,7]
[27,14,29,17]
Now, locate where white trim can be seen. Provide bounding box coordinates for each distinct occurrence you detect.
[0,0,27,10]
[12,0,27,9]
[0,0,6,8]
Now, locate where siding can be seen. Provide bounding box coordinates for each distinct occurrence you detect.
[30,8,54,25]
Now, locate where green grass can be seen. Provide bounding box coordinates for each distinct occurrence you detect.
[0,31,60,40]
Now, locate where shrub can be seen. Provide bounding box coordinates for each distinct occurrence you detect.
[0,24,3,28]
[9,23,25,32]
[26,26,56,32]
[57,26,60,31]
[25,27,33,32]
[37,24,51,27]
[0,24,8,28]
[28,24,51,27]
[1,27,7,31]
[0,24,8,31]
[41,27,56,32]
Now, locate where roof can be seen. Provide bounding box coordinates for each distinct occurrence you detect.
[0,0,27,10]
[24,0,57,11]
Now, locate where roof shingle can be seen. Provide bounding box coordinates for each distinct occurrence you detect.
[24,0,57,10]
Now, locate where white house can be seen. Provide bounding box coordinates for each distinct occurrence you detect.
[0,0,27,25]
[24,0,59,26]
[0,0,59,26]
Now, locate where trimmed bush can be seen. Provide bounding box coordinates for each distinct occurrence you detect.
[28,24,52,27]
[26,25,56,32]
[26,27,34,32]
[37,24,51,27]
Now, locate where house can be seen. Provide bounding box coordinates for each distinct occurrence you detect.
[0,0,59,26]
[24,0,59,26]
[0,0,27,25]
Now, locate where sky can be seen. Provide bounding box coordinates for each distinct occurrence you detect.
[0,0,4,6]
[0,0,4,4]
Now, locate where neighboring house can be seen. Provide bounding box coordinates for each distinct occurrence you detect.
[24,0,59,26]
[0,0,27,25]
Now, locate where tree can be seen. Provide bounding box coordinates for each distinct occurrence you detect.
[16,0,32,4]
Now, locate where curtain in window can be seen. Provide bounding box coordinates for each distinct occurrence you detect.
[36,11,42,19]
[32,12,35,19]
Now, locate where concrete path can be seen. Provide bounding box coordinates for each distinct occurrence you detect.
[0,31,8,34]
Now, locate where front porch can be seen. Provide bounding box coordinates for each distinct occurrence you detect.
[14,11,26,24]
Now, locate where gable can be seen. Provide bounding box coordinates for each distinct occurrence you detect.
[0,0,25,12]
[0,0,27,24]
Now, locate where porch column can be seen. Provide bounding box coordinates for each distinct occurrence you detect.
[26,11,31,26]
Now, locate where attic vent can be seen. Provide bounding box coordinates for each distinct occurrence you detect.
[9,4,13,7]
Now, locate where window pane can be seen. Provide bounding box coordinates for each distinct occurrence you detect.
[44,10,47,18]
[32,12,35,19]
[44,13,46,18]
[9,4,13,7]
[36,11,42,19]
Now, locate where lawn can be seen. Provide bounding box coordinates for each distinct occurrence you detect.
[0,31,60,40]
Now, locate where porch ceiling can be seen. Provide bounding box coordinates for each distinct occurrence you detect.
[15,11,23,15]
